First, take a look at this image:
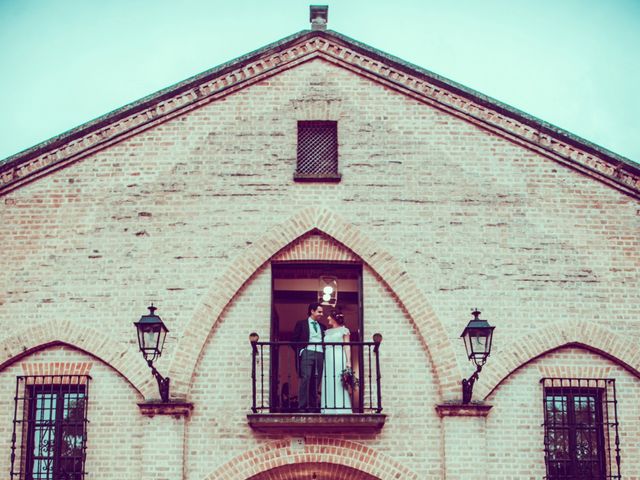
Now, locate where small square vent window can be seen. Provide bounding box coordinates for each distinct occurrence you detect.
[295,121,341,181]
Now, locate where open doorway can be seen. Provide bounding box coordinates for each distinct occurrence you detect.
[271,262,363,412]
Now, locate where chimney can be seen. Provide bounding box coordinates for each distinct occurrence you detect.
[310,5,328,31]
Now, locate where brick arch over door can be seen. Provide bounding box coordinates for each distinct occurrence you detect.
[203,437,419,480]
[168,207,460,401]
[478,319,640,400]
[247,463,379,480]
[0,319,150,397]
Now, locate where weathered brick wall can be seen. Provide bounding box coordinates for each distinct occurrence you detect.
[0,346,143,478]
[0,57,638,478]
[486,347,640,479]
[2,60,637,361]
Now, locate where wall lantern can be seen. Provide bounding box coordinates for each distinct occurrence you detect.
[460,309,495,404]
[134,305,170,402]
[318,276,338,307]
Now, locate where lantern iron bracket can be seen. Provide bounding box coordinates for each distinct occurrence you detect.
[147,359,170,402]
[462,364,482,404]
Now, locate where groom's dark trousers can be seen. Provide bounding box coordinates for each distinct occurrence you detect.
[292,318,325,412]
[298,349,323,412]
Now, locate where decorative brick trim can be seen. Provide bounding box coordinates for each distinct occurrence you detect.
[0,319,152,398]
[1,32,637,197]
[21,362,93,377]
[168,207,460,402]
[478,319,640,400]
[204,437,419,480]
[537,365,612,379]
[248,463,378,480]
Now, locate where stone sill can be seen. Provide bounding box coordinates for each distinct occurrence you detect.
[138,401,194,418]
[293,173,342,183]
[435,403,492,417]
[247,413,386,432]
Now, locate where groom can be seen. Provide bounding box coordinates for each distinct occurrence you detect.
[292,303,326,413]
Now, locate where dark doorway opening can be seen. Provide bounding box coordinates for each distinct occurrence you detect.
[271,262,363,412]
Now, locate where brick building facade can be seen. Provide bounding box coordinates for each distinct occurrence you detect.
[1,8,639,480]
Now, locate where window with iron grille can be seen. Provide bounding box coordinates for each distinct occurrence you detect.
[541,378,621,480]
[10,375,90,480]
[295,121,340,181]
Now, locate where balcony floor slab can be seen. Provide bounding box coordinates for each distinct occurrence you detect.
[247,413,386,433]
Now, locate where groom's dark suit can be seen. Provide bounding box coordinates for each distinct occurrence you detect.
[292,318,326,412]
[292,318,327,354]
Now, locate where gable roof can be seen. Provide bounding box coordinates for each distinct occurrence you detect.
[1,28,639,198]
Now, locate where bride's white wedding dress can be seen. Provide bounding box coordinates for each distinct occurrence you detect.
[321,326,352,414]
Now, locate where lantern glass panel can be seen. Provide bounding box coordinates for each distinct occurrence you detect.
[136,327,147,352]
[485,329,494,354]
[463,333,472,359]
[144,328,159,351]
[157,328,167,355]
[470,331,488,355]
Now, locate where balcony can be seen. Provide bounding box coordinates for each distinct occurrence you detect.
[247,338,386,433]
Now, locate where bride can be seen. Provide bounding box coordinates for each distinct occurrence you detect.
[321,311,353,414]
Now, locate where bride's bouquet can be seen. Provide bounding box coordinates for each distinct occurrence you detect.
[340,367,358,394]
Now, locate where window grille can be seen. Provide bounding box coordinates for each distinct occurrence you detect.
[10,375,90,480]
[296,121,338,177]
[541,378,621,480]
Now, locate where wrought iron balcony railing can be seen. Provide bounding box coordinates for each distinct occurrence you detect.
[249,339,382,414]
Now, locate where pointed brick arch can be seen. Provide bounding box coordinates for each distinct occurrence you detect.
[478,319,640,400]
[168,207,460,400]
[203,437,418,480]
[0,319,151,397]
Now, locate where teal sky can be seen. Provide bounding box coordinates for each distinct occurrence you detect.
[1,0,639,162]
